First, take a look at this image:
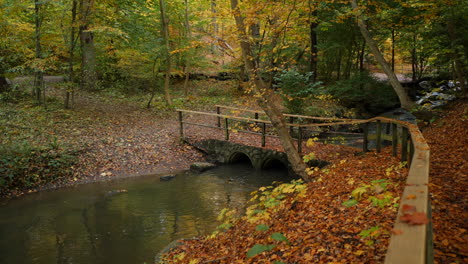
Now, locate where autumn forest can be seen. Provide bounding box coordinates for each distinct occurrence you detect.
[0,0,467,263]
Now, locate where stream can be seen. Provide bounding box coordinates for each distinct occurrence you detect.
[0,164,290,264]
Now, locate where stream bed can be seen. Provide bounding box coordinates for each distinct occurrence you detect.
[0,164,290,264]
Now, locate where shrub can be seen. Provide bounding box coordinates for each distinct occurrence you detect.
[0,141,77,193]
[323,71,399,114]
[0,83,28,103]
[274,70,322,114]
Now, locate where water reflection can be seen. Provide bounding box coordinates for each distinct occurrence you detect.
[0,164,289,264]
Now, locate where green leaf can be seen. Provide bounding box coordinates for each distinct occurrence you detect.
[216,223,232,230]
[359,226,380,238]
[351,185,369,200]
[255,224,269,232]
[342,199,358,207]
[246,244,276,258]
[271,232,289,244]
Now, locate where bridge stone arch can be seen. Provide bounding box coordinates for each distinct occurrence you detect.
[228,152,253,167]
[190,139,291,171]
[261,158,288,170]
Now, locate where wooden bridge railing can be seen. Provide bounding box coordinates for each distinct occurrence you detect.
[176,107,431,264]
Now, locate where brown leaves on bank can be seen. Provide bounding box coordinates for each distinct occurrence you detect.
[164,99,468,263]
[162,146,409,263]
[423,98,468,263]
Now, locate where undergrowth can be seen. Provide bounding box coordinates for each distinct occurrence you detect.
[0,141,77,194]
[0,99,78,195]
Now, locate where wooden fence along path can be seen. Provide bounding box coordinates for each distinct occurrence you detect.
[176,105,431,264]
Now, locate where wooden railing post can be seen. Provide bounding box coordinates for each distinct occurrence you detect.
[216,106,221,127]
[401,127,408,163]
[392,123,398,157]
[376,120,382,153]
[298,126,303,154]
[178,110,184,139]
[363,123,369,152]
[224,118,229,141]
[261,122,266,147]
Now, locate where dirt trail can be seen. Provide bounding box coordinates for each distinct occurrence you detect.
[29,86,206,190]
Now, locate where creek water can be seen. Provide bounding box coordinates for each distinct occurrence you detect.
[0,163,290,264]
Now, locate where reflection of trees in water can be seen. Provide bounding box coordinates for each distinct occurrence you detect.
[0,166,288,264]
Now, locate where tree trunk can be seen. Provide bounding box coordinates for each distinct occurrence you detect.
[230,0,310,181]
[210,0,218,54]
[351,0,414,110]
[79,0,97,91]
[309,4,318,81]
[447,14,467,90]
[147,59,159,108]
[344,45,353,79]
[359,40,365,73]
[391,29,395,72]
[336,49,342,81]
[66,0,78,109]
[159,0,172,105]
[411,33,417,82]
[34,0,44,104]
[183,0,191,97]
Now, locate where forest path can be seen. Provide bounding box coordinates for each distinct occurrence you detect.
[31,84,206,187]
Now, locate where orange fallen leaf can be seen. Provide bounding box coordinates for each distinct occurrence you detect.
[392,229,403,235]
[400,212,429,225]
[406,195,416,200]
[402,204,416,214]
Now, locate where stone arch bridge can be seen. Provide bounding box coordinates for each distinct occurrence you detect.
[189,139,291,170]
[189,139,328,175]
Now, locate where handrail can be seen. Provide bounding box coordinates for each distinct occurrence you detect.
[178,108,368,128]
[176,109,431,264]
[177,109,273,124]
[383,118,431,264]
[215,104,362,122]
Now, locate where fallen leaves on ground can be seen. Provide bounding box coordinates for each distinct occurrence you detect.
[163,99,467,263]
[423,98,468,263]
[162,147,408,263]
